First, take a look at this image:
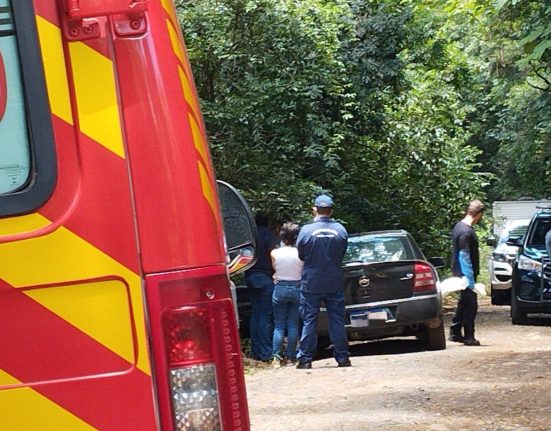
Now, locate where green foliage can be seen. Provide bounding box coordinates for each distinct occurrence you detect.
[176,0,353,221]
[175,0,549,260]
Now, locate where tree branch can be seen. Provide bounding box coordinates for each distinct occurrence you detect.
[526,81,551,92]
[528,62,551,92]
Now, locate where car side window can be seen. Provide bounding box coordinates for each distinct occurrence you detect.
[0,2,31,194]
[0,0,56,217]
[529,219,551,247]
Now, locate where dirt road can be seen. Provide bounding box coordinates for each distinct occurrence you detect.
[244,299,551,431]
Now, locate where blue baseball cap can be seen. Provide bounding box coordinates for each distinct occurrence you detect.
[314,194,334,208]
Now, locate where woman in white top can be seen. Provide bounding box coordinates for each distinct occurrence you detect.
[270,222,303,365]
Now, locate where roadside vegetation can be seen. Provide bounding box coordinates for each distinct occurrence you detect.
[175,0,551,259]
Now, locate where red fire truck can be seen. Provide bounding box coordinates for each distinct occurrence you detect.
[0,1,256,429]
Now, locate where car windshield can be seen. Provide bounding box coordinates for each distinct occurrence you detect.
[527,217,551,247]
[499,223,528,245]
[344,234,414,264]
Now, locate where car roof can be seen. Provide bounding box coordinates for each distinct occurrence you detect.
[350,230,409,237]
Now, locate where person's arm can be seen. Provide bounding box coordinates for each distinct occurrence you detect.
[270,250,277,281]
[296,228,306,261]
[457,230,475,288]
[458,251,475,288]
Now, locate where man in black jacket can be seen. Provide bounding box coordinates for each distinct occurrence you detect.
[449,200,485,346]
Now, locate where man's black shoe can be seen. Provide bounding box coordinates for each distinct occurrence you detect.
[448,334,464,343]
[337,359,351,368]
[296,361,312,369]
[463,338,481,346]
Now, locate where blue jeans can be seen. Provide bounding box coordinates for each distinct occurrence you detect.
[297,289,349,364]
[245,271,274,361]
[272,281,301,360]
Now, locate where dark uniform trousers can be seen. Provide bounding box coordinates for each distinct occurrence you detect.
[450,288,478,340]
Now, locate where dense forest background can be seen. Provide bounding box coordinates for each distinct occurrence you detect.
[175,0,550,257]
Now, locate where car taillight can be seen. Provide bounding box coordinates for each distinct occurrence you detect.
[413,263,436,293]
[146,268,250,431]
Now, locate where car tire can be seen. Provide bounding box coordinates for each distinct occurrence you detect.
[426,317,446,351]
[511,288,528,325]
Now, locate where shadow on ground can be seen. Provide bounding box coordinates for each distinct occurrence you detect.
[317,337,425,360]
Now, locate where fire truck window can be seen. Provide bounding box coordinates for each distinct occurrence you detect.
[0,0,31,195]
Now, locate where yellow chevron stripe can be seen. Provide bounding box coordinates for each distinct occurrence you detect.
[188,113,208,164]
[178,65,199,119]
[0,370,96,431]
[162,4,218,222]
[0,213,51,237]
[69,42,125,158]
[166,18,185,66]
[0,214,149,375]
[161,0,178,24]
[36,17,73,125]
[25,279,134,367]
[198,160,217,219]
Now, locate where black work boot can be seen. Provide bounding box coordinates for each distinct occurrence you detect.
[463,338,481,346]
[296,361,312,369]
[337,359,352,368]
[448,333,464,342]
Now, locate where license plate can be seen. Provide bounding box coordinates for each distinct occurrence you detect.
[367,310,388,323]
[350,313,368,328]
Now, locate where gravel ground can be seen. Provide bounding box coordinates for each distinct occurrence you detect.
[244,297,551,431]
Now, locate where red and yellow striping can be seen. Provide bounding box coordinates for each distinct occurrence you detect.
[0,3,214,429]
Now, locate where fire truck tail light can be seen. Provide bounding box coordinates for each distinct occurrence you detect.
[163,306,222,430]
[147,269,250,430]
[164,306,212,366]
[170,365,221,431]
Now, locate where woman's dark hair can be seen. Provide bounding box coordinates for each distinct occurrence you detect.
[280,222,300,246]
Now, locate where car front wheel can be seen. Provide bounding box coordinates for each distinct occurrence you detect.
[511,288,528,325]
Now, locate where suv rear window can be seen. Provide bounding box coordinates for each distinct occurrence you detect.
[0,0,56,217]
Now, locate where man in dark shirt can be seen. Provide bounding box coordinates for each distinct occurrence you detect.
[449,199,485,346]
[245,213,279,361]
[295,195,350,368]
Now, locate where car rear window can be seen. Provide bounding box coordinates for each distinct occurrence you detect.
[344,235,414,263]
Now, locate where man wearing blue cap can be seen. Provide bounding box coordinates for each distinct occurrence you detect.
[295,194,350,368]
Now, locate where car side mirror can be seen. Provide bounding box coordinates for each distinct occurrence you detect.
[506,237,523,247]
[429,257,445,269]
[217,180,257,275]
[486,236,497,247]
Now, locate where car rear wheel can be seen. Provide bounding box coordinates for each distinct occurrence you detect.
[511,289,528,325]
[426,317,446,351]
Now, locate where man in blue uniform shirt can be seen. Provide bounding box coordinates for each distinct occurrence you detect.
[296,194,350,369]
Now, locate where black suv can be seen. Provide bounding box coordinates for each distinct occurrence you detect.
[508,206,551,324]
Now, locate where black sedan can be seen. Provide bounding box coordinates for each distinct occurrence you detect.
[318,230,446,350]
[235,230,446,351]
